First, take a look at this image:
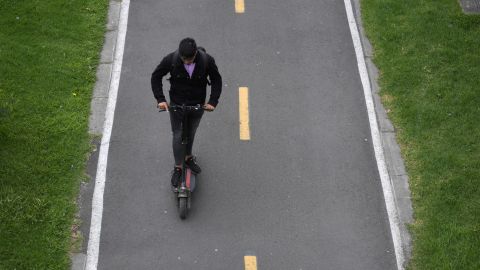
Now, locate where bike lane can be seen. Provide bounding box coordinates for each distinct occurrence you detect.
[92,0,397,269]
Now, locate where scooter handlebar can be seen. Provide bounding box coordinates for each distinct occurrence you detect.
[158,104,204,112]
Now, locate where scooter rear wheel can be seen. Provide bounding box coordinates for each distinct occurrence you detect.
[178,197,188,219]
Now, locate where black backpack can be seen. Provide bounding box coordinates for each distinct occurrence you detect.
[171,47,210,85]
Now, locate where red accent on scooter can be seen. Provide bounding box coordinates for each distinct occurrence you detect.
[186,168,191,189]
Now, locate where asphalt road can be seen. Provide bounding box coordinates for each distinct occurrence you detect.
[96,0,397,269]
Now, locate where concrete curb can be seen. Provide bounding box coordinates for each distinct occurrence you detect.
[71,1,122,269]
[351,0,413,266]
[88,0,122,136]
[459,0,480,14]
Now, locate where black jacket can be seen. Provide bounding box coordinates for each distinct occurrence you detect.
[151,51,222,106]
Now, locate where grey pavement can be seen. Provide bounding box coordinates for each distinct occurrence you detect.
[84,0,402,269]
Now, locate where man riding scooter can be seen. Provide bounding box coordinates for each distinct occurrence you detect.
[151,37,222,189]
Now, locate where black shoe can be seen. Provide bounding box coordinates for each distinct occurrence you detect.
[171,167,182,188]
[185,156,201,174]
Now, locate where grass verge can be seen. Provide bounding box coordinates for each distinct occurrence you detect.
[361,0,480,269]
[0,0,108,268]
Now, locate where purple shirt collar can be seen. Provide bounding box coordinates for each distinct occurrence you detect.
[184,63,195,78]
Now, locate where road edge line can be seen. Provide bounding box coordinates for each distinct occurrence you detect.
[85,0,130,269]
[342,0,405,269]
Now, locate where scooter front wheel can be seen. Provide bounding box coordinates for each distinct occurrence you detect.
[178,197,188,219]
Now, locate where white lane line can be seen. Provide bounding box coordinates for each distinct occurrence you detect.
[85,0,130,269]
[342,0,404,269]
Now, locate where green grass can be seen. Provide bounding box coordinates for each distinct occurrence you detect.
[0,0,108,269]
[361,0,480,269]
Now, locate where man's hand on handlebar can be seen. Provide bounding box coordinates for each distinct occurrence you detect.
[203,103,215,112]
[157,102,169,111]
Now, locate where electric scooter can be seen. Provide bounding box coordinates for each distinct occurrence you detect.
[160,104,203,219]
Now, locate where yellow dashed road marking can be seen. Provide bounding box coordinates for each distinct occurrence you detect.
[235,0,245,13]
[239,87,250,140]
[244,255,257,270]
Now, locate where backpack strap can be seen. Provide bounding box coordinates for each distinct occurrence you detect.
[197,49,211,85]
[171,50,179,71]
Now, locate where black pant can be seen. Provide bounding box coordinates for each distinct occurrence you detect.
[169,108,204,166]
